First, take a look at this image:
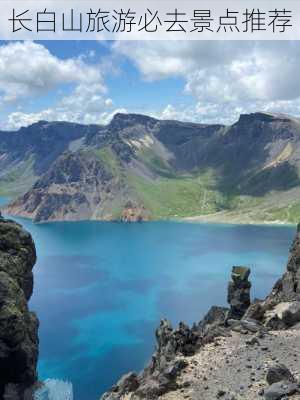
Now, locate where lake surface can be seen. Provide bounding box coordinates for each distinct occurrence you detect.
[3,215,296,399]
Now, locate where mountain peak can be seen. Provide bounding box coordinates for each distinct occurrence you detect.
[109,113,157,128]
[237,112,293,125]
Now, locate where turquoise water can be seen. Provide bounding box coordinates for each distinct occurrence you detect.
[5,217,296,399]
[0,197,9,207]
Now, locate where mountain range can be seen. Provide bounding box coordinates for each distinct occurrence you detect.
[1,111,300,223]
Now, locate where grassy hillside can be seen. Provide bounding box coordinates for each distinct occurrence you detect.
[0,156,36,196]
[128,170,229,218]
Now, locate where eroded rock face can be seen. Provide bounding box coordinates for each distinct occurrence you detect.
[266,223,300,306]
[0,215,39,399]
[246,224,300,329]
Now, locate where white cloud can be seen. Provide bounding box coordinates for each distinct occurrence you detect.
[0,41,105,102]
[5,107,128,130]
[0,41,120,129]
[3,41,300,129]
[114,41,300,123]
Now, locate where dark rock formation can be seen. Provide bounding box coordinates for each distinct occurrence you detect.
[0,216,39,399]
[244,224,300,330]
[227,266,251,319]
[266,223,300,306]
[135,320,197,398]
[196,306,230,343]
[101,372,139,399]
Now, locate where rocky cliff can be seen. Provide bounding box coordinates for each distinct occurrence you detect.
[2,112,300,223]
[101,225,300,400]
[0,214,39,400]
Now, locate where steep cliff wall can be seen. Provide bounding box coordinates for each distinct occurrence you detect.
[0,215,39,400]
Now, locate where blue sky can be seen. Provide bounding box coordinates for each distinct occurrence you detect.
[0,40,300,129]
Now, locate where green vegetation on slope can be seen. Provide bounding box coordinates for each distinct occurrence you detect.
[0,156,36,196]
[128,170,236,218]
[137,147,175,178]
[94,146,122,177]
[263,203,300,224]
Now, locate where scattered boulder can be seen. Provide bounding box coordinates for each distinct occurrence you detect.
[265,302,300,329]
[228,318,264,334]
[266,364,295,385]
[264,381,299,400]
[281,301,300,326]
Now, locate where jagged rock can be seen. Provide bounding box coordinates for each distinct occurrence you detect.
[266,224,300,306]
[135,359,187,399]
[264,381,299,400]
[198,306,228,333]
[109,372,139,396]
[227,266,251,319]
[0,218,39,399]
[266,364,295,385]
[153,319,199,370]
[100,320,192,400]
[242,226,300,330]
[196,306,230,343]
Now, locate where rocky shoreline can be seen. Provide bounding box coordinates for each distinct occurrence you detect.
[101,224,300,400]
[182,213,296,227]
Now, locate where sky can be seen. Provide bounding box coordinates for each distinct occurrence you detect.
[0,40,300,130]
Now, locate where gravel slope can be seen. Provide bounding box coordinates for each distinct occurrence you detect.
[162,327,300,400]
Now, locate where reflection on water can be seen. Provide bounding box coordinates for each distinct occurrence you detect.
[34,379,73,400]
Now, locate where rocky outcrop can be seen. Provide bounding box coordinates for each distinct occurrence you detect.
[100,225,300,400]
[266,223,300,306]
[0,214,39,399]
[120,201,150,223]
[244,223,300,330]
[227,266,251,319]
